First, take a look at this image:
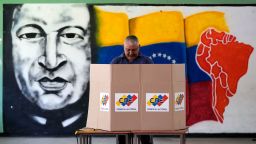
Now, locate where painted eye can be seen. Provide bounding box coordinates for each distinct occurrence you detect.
[60,33,84,40]
[18,33,44,39]
[59,27,86,44]
[16,25,45,41]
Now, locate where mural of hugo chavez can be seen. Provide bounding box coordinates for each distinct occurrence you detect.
[4,4,95,135]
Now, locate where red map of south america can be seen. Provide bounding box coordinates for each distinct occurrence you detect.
[196,28,254,122]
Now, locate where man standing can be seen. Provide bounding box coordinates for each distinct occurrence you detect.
[111,35,153,64]
[111,35,153,144]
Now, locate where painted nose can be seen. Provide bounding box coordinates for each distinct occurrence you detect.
[38,33,67,71]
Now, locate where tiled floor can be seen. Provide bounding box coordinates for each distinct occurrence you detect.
[0,137,255,144]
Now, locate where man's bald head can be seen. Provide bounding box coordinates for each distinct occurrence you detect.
[124,35,140,62]
[124,35,139,45]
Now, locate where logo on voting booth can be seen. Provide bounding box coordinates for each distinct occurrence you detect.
[174,92,185,111]
[101,94,109,106]
[146,93,169,112]
[100,92,110,112]
[115,93,138,112]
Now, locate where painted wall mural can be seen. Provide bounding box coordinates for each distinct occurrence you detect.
[3,4,92,135]
[95,6,256,133]
[2,4,256,135]
[184,11,254,127]
[196,28,253,123]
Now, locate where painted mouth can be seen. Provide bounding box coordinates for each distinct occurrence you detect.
[39,77,68,91]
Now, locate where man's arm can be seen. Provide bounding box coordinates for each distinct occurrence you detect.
[110,57,119,64]
[145,57,154,64]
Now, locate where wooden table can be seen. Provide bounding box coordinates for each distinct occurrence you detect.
[132,129,188,144]
[75,128,132,144]
[75,128,188,144]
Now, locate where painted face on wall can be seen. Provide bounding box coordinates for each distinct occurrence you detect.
[11,4,91,110]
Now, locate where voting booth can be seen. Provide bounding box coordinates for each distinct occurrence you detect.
[86,64,186,131]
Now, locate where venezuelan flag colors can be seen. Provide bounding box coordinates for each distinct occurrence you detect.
[96,7,187,64]
[95,7,129,63]
[185,11,230,125]
[130,11,186,64]
[185,11,229,48]
[129,11,185,46]
[95,7,129,47]
[185,11,253,125]
[95,8,253,126]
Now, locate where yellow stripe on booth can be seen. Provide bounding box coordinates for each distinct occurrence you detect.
[95,7,129,47]
[185,11,229,48]
[129,11,185,47]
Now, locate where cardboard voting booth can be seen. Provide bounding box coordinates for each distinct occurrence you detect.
[86,64,186,131]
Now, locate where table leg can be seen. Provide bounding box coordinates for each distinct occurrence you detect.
[116,135,119,144]
[133,134,138,144]
[150,135,153,144]
[129,134,133,144]
[88,135,92,144]
[78,136,81,144]
[180,134,185,144]
[79,136,82,144]
[79,136,86,144]
[85,136,88,144]
[125,134,129,144]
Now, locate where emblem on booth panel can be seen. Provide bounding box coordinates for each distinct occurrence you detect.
[100,92,110,112]
[147,94,168,106]
[174,92,185,111]
[101,94,109,106]
[116,94,137,106]
[115,93,138,112]
[175,93,184,105]
[146,93,169,112]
